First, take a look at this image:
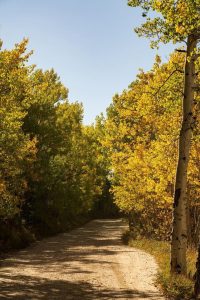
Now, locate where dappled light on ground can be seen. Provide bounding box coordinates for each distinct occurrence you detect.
[0,220,164,299]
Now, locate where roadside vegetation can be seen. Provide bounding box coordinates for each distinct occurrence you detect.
[123,231,197,299]
[0,39,116,252]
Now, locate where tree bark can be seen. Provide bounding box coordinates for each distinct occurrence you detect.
[171,35,197,275]
[194,243,200,299]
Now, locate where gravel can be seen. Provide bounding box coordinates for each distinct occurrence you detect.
[0,219,165,299]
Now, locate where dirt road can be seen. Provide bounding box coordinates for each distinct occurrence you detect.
[0,219,164,299]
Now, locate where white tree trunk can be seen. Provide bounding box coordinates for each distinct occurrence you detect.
[171,35,197,274]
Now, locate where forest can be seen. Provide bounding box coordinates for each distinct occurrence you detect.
[0,1,200,299]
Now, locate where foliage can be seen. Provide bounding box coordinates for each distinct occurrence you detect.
[104,53,200,241]
[128,0,200,276]
[0,39,111,244]
[128,0,200,47]
[0,39,33,219]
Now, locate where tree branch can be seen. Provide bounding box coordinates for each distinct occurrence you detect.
[175,49,186,53]
[153,69,178,96]
[192,85,200,92]
[119,69,182,113]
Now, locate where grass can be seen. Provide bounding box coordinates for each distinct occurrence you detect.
[123,231,197,300]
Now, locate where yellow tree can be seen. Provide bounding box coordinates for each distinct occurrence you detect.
[128,0,200,274]
[105,53,184,239]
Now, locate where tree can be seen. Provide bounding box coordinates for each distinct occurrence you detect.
[0,39,33,219]
[22,65,109,232]
[128,0,200,274]
[0,38,111,247]
[104,54,184,240]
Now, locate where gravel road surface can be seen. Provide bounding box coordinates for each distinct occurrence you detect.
[0,219,165,299]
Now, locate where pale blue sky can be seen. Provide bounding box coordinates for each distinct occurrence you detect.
[0,0,175,124]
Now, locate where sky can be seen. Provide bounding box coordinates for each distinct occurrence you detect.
[0,0,175,124]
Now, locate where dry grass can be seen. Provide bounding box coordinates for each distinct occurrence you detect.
[124,232,197,299]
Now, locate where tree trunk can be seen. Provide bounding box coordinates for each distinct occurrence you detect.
[187,184,192,247]
[194,243,200,299]
[171,35,197,275]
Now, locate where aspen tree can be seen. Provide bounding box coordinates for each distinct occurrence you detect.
[128,0,200,274]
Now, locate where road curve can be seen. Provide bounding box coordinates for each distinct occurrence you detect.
[0,219,165,299]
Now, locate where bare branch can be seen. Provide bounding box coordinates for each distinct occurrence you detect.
[176,69,184,74]
[153,69,178,96]
[192,85,200,92]
[119,69,183,113]
[194,54,200,60]
[175,49,186,53]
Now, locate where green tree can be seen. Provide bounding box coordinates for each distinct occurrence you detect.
[0,38,111,247]
[0,39,33,219]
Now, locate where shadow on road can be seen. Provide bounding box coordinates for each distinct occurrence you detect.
[0,273,160,299]
[0,220,161,299]
[1,220,127,270]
